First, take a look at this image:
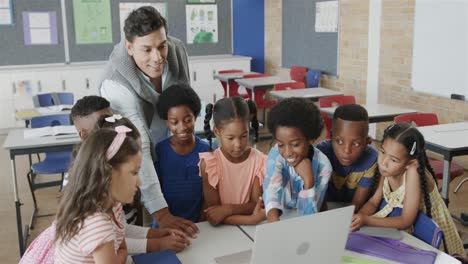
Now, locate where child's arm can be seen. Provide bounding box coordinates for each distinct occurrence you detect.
[200,160,231,225]
[223,197,266,225]
[357,175,384,216]
[92,241,121,264]
[146,229,191,253]
[222,177,266,225]
[352,167,421,231]
[351,164,378,212]
[264,148,286,222]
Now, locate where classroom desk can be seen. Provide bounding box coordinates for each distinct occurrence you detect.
[417,122,468,203]
[238,209,459,264]
[213,72,258,98]
[269,87,344,101]
[2,129,79,256]
[176,221,253,264]
[321,104,418,123]
[235,76,293,101]
[15,107,71,127]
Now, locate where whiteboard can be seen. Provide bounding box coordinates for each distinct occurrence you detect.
[412,0,468,98]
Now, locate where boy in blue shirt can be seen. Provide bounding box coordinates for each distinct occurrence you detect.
[317,104,377,212]
[155,83,210,223]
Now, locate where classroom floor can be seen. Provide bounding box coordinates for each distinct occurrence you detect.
[1,132,467,263]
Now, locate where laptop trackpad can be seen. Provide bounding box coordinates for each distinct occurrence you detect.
[214,249,252,264]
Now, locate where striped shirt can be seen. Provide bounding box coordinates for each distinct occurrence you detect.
[55,203,125,263]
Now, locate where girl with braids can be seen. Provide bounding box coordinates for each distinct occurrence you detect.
[199,96,266,225]
[54,127,190,263]
[351,123,464,255]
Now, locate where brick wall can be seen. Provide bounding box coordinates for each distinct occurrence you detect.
[379,0,468,124]
[265,0,468,166]
[265,0,370,103]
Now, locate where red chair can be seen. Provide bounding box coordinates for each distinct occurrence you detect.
[256,81,306,119]
[290,66,308,84]
[218,69,243,98]
[393,113,464,182]
[319,95,356,139]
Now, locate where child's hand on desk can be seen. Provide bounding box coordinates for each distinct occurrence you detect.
[350,213,367,231]
[294,158,315,189]
[147,228,187,239]
[204,205,231,225]
[147,230,191,253]
[251,197,266,223]
[158,214,199,238]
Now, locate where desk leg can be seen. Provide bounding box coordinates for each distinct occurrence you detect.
[10,158,26,256]
[226,82,230,98]
[251,87,255,101]
[442,159,451,205]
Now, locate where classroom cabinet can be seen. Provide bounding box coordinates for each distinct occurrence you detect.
[0,55,251,130]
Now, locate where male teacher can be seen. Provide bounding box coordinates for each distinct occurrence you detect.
[100,6,198,237]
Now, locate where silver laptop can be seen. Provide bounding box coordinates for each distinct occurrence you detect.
[215,206,354,264]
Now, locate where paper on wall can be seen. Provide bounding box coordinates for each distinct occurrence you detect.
[73,0,112,44]
[315,1,338,32]
[0,0,12,25]
[186,4,218,44]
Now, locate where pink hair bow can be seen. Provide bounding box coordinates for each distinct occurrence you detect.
[105,125,132,161]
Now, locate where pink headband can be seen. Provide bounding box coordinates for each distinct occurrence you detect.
[106,125,132,161]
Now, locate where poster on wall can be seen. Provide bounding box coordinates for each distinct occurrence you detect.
[315,1,338,32]
[0,0,13,25]
[22,12,58,45]
[73,0,112,44]
[119,3,167,37]
[186,4,218,44]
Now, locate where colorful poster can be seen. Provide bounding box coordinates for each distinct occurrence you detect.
[315,1,339,32]
[0,0,13,25]
[73,0,112,44]
[186,5,218,44]
[119,3,167,36]
[22,12,58,45]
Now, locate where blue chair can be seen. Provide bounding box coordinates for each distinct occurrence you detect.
[306,70,321,88]
[33,93,55,107]
[413,211,446,252]
[27,114,73,217]
[53,92,74,105]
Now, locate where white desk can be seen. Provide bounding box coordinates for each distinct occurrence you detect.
[176,221,253,264]
[235,76,293,101]
[418,122,468,203]
[2,129,79,255]
[212,72,258,98]
[321,104,418,123]
[238,209,459,264]
[269,87,344,101]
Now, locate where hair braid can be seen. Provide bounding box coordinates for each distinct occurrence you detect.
[369,167,381,200]
[204,103,214,150]
[246,100,259,142]
[422,154,438,188]
[417,153,432,218]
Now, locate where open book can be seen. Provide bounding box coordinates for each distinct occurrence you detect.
[24,125,78,139]
[36,104,73,114]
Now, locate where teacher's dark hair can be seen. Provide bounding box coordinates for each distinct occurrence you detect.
[124,6,167,42]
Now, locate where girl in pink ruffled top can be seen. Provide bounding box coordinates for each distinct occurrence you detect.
[199,97,267,226]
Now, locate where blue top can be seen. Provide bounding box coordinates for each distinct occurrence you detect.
[155,137,210,222]
[317,140,378,203]
[263,145,332,216]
